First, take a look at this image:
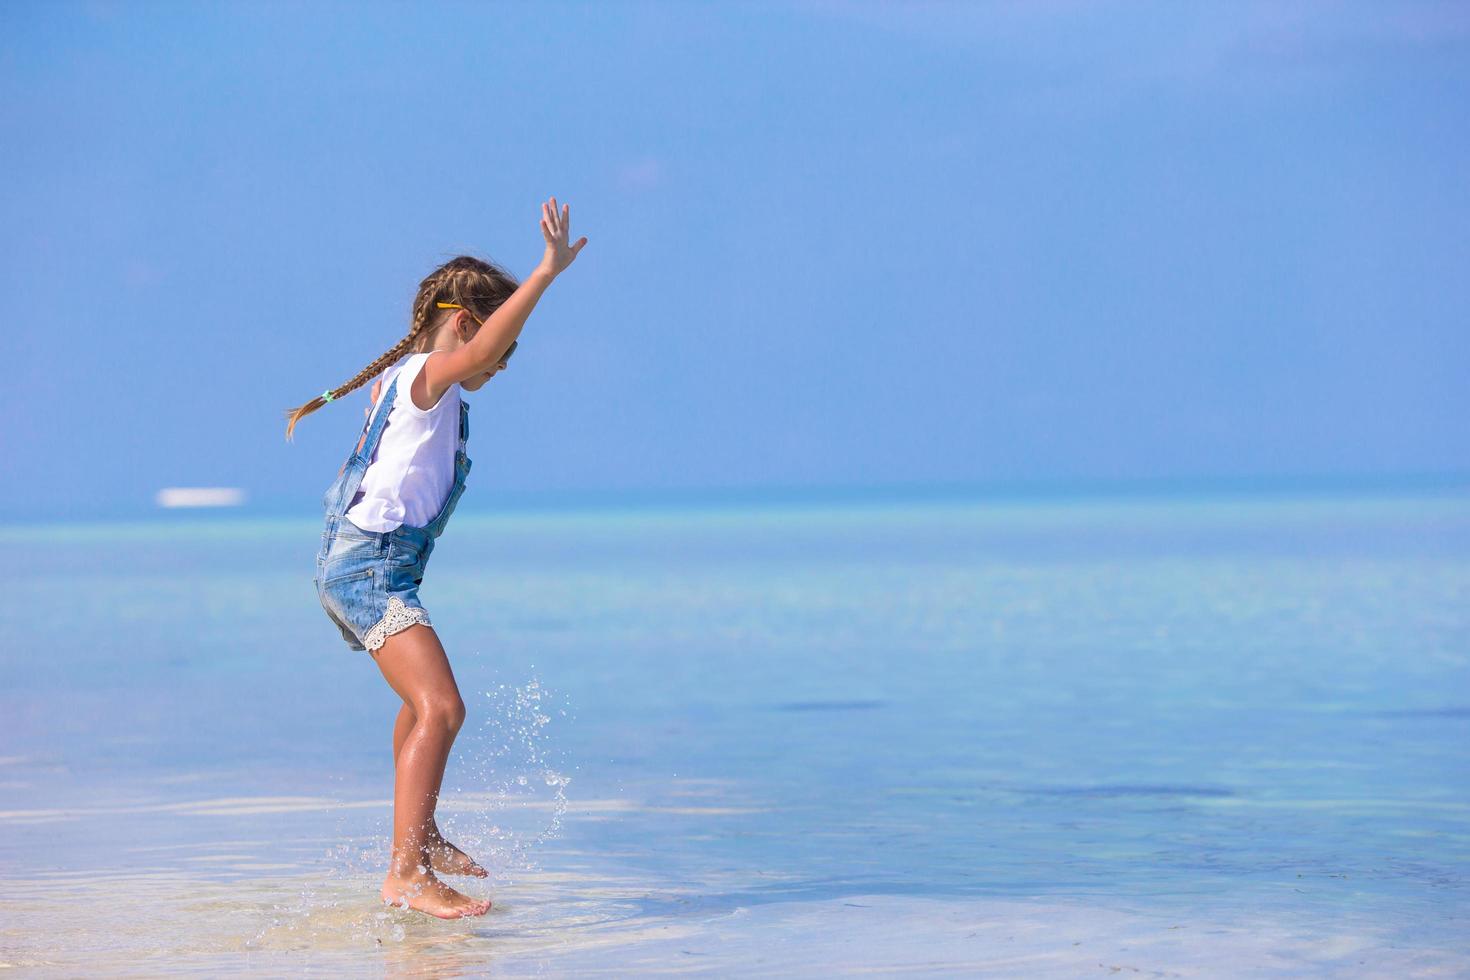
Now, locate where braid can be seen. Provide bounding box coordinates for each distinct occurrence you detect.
[282,254,520,442]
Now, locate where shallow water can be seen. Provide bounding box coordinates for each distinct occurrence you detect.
[1,491,1467,975]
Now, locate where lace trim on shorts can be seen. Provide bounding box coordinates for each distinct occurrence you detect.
[363,595,432,651]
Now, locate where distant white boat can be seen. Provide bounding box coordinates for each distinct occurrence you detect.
[155,487,247,508]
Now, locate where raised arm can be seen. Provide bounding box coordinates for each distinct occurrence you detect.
[422,196,587,397]
[427,266,555,391]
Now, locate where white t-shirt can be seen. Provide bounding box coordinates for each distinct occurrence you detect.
[343,351,461,533]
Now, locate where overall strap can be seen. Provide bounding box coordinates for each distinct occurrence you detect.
[346,383,376,450]
[355,374,399,463]
[326,372,400,523]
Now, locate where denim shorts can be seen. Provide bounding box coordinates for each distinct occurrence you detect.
[313,368,469,654]
[314,518,435,653]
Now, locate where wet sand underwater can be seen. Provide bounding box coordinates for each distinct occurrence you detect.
[1,490,1467,975]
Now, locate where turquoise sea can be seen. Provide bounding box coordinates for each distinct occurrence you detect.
[1,489,1467,975]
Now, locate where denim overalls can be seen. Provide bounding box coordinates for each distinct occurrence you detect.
[314,372,472,653]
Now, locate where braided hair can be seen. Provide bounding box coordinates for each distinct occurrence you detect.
[283,254,519,441]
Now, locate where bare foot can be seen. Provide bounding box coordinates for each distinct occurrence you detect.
[426,832,489,878]
[381,865,491,919]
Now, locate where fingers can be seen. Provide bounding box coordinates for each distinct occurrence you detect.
[541,196,579,249]
[542,197,571,242]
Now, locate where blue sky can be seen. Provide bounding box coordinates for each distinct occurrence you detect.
[2,1,1466,522]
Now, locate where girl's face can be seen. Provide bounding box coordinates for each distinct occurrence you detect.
[458,359,506,392]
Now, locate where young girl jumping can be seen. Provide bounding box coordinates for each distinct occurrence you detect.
[284,196,587,919]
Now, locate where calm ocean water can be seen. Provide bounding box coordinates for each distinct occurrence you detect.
[1,490,1466,975]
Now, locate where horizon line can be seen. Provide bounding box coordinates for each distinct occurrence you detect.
[2,469,1466,534]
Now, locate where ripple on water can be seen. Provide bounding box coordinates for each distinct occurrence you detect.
[774,700,888,712]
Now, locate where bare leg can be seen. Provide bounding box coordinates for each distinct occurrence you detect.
[392,699,487,877]
[392,701,415,767]
[372,623,490,918]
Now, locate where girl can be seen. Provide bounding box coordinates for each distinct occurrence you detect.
[283,196,588,919]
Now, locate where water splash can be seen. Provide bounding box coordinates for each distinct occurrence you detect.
[445,674,575,881]
[245,674,574,948]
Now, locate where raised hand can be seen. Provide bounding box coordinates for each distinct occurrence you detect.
[536,195,588,279]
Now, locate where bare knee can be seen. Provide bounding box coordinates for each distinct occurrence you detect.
[417,695,466,735]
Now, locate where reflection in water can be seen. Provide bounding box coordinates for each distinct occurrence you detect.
[2,866,1463,976]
